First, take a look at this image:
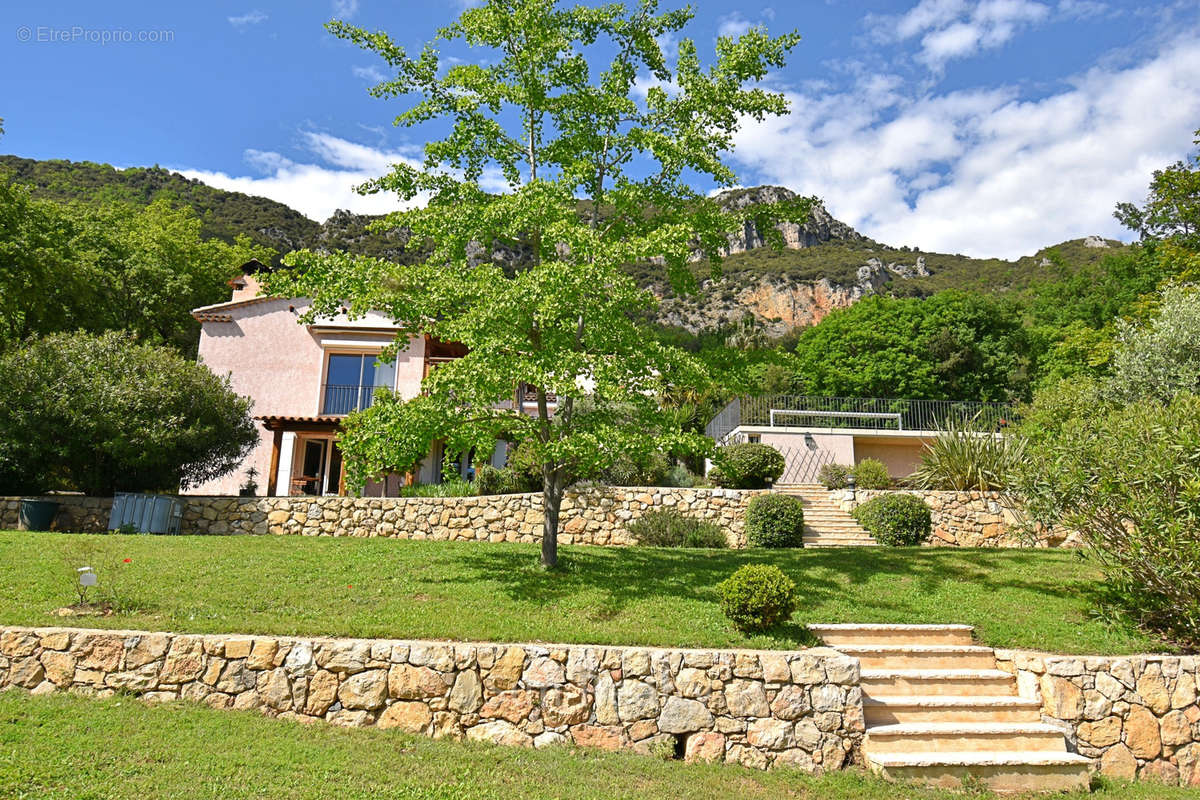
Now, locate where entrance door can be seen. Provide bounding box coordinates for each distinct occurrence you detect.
[324,442,344,495]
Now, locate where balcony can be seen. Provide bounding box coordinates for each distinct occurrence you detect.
[705,395,1016,443]
[321,384,383,416]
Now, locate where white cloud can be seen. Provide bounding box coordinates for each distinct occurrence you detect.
[870,0,1050,68]
[178,132,423,221]
[1057,0,1110,19]
[729,36,1200,258]
[228,10,268,30]
[332,0,359,19]
[352,64,386,82]
[717,13,753,38]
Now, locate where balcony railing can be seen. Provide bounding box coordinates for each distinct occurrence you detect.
[322,384,383,416]
[705,395,1017,443]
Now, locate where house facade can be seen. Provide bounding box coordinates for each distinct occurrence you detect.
[187,263,488,497]
[705,395,1013,485]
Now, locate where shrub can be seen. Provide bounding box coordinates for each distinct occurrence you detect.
[473,465,507,496]
[597,450,669,486]
[709,443,785,489]
[910,415,1026,491]
[1011,385,1200,644]
[661,463,697,488]
[717,564,797,632]
[851,458,891,489]
[398,480,475,498]
[0,331,256,495]
[818,463,851,489]
[853,494,932,546]
[627,509,728,548]
[744,493,806,548]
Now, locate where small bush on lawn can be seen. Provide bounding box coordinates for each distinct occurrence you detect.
[626,509,728,548]
[853,494,932,546]
[818,463,851,489]
[717,564,797,632]
[745,494,806,548]
[709,443,785,489]
[851,458,891,489]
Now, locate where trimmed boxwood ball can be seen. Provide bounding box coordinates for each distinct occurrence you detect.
[744,493,806,548]
[853,493,932,546]
[709,442,785,489]
[717,564,798,632]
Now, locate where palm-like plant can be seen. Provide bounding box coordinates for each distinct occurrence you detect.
[910,414,1026,491]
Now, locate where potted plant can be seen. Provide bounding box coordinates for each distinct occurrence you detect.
[239,467,259,497]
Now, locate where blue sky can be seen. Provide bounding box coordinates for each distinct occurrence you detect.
[2,0,1198,257]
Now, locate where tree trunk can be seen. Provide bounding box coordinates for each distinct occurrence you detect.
[541,469,563,568]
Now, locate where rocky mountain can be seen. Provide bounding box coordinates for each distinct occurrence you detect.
[1,155,1125,335]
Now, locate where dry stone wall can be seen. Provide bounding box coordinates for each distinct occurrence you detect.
[0,626,863,772]
[2,489,760,548]
[996,650,1200,786]
[844,490,1079,548]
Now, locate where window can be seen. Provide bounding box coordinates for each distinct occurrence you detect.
[322,353,396,414]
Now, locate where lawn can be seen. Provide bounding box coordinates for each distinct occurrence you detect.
[2,692,1197,800]
[0,531,1165,654]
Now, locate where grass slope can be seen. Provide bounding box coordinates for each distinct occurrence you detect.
[2,692,1197,800]
[0,532,1164,654]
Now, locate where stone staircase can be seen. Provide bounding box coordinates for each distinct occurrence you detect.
[810,623,1092,793]
[776,485,876,547]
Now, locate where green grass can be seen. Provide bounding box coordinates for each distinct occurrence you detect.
[0,531,1166,654]
[3,692,1197,800]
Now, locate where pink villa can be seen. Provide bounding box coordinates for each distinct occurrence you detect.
[192,261,1012,496]
[187,261,491,497]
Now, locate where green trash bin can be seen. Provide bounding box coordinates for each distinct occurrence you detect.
[19,499,60,531]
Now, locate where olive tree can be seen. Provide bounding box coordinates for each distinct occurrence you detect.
[266,0,810,566]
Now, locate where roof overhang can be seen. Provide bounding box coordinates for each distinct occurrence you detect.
[257,415,343,433]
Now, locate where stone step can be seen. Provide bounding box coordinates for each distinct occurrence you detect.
[864,722,1069,754]
[808,623,976,647]
[863,695,1042,725]
[805,541,878,548]
[839,645,996,670]
[865,751,1092,793]
[861,669,1015,697]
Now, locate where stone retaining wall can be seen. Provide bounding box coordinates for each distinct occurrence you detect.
[996,650,1200,786]
[2,489,759,547]
[843,490,1079,548]
[0,626,862,772]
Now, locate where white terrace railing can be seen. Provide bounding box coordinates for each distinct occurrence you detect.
[705,395,1016,444]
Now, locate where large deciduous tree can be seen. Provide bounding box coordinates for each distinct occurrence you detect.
[265,0,809,566]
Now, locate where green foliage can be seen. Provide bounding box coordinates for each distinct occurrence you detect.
[661,463,698,488]
[910,416,1027,491]
[0,332,256,495]
[596,450,670,487]
[0,155,321,258]
[744,493,806,548]
[709,442,785,489]
[1012,387,1200,644]
[1109,284,1200,404]
[0,177,272,354]
[474,462,541,495]
[853,494,931,546]
[818,463,851,489]
[1114,128,1200,250]
[850,458,891,490]
[625,508,727,548]
[269,1,807,566]
[396,480,476,498]
[791,291,1030,401]
[716,564,797,632]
